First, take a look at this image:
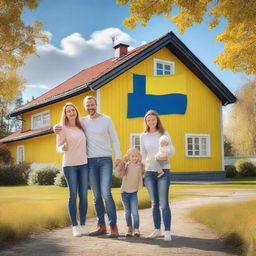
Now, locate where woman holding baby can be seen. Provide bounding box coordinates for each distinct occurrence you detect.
[140,110,175,241]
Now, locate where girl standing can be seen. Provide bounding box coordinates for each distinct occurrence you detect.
[115,148,144,237]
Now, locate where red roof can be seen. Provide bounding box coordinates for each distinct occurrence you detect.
[0,126,52,143]
[14,36,163,113]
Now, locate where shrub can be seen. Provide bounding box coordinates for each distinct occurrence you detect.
[0,143,13,165]
[28,163,61,185]
[234,159,256,177]
[225,165,237,178]
[54,171,67,187]
[0,162,31,185]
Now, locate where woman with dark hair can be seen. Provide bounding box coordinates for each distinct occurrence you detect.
[56,102,89,237]
[140,110,175,241]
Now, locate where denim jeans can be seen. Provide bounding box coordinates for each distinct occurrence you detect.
[144,169,171,231]
[121,192,139,229]
[63,164,89,226]
[88,157,117,225]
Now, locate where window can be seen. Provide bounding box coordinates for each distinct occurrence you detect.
[154,58,175,75]
[130,133,141,151]
[17,145,24,163]
[185,134,211,158]
[31,111,50,129]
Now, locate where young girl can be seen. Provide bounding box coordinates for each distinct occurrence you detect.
[56,103,89,237]
[115,148,144,237]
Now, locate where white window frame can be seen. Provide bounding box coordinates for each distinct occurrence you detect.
[130,133,141,150]
[17,145,24,163]
[153,58,175,76]
[31,110,50,130]
[185,134,211,158]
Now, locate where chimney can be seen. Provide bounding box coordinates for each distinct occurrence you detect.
[113,43,129,58]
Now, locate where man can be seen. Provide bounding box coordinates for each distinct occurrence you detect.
[55,96,122,237]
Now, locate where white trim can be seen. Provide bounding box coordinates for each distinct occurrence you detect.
[17,145,24,163]
[31,110,50,130]
[130,133,141,150]
[220,105,224,171]
[153,58,175,75]
[185,133,211,158]
[96,89,100,112]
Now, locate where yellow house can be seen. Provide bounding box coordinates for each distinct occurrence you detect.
[0,32,236,181]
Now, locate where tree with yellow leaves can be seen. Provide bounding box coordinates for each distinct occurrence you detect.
[0,0,47,103]
[224,79,256,155]
[117,0,256,75]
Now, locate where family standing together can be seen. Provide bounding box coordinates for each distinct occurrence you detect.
[54,96,175,241]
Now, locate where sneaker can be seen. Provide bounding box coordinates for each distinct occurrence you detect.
[147,229,161,238]
[72,226,82,237]
[126,226,133,237]
[80,225,89,235]
[164,231,172,241]
[134,228,140,237]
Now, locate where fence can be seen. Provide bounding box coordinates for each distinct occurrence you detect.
[224,156,256,166]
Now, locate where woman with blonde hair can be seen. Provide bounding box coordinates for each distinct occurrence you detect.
[140,110,175,241]
[56,102,89,237]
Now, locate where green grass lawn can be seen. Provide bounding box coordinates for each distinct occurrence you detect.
[0,180,255,248]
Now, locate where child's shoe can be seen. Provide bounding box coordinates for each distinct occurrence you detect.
[164,231,172,241]
[72,226,82,237]
[80,225,89,235]
[126,226,133,237]
[147,229,161,238]
[134,228,140,237]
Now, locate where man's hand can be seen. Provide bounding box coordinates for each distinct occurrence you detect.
[115,159,123,167]
[53,124,62,134]
[61,142,68,151]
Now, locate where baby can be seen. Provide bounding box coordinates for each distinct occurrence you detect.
[154,135,170,178]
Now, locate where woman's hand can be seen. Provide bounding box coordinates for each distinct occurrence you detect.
[61,142,68,151]
[155,156,168,161]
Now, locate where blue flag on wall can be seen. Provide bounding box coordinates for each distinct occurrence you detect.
[127,74,187,118]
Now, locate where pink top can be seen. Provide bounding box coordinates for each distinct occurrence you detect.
[56,125,87,167]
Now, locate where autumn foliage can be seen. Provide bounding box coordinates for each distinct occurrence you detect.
[0,0,48,102]
[117,0,256,74]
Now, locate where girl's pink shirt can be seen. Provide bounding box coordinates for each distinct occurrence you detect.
[56,125,87,167]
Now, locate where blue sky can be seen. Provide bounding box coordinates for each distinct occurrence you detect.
[21,0,253,119]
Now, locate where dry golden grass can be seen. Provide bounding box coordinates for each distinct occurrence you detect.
[190,200,256,256]
[0,186,153,244]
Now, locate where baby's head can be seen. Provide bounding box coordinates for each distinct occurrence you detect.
[124,148,142,164]
[159,135,169,147]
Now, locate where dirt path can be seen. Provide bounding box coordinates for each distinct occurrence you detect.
[1,189,255,256]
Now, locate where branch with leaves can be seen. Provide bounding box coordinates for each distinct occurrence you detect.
[117,0,256,74]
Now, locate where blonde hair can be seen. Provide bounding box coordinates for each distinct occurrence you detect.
[124,148,142,163]
[60,102,83,130]
[83,96,97,106]
[144,110,165,134]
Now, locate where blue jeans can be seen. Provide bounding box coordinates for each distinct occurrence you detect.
[144,169,171,231]
[121,192,140,229]
[63,164,89,226]
[88,157,117,225]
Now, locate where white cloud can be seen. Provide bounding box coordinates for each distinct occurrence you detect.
[19,28,136,101]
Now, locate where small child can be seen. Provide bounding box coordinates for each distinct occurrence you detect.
[154,135,171,178]
[114,148,144,237]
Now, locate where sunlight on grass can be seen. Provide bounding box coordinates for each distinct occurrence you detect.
[0,182,255,245]
[190,200,256,256]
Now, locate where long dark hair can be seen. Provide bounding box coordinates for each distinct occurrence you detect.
[144,110,165,134]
